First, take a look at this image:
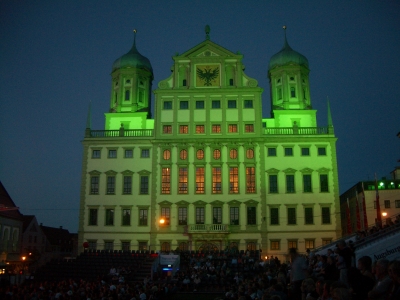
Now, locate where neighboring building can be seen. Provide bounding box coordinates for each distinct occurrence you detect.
[340,167,400,235]
[0,181,23,263]
[40,225,77,259]
[78,27,340,260]
[21,215,47,255]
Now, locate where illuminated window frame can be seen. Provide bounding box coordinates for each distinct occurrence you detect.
[212,124,221,133]
[195,167,205,194]
[246,167,256,193]
[229,167,239,194]
[178,167,188,194]
[161,167,171,194]
[179,125,189,134]
[195,125,205,134]
[212,167,222,194]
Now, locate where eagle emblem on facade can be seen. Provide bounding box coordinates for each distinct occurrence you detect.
[196,66,219,86]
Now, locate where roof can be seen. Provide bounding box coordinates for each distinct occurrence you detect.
[22,215,35,232]
[40,225,71,245]
[0,181,23,220]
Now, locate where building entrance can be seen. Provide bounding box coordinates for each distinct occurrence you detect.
[198,242,219,251]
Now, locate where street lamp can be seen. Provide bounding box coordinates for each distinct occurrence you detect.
[382,212,387,217]
[159,218,165,225]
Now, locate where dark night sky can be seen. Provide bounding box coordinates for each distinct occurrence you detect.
[1,1,399,233]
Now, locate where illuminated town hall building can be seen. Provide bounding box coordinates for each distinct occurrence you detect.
[78,27,340,260]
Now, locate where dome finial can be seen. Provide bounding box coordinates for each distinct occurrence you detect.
[205,25,210,40]
[282,25,291,50]
[133,29,137,45]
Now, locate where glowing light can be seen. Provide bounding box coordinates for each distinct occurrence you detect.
[379,182,384,187]
[22,256,26,261]
[159,218,165,225]
[382,212,387,217]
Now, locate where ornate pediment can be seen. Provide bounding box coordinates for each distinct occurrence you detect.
[317,167,330,173]
[282,168,297,174]
[265,168,280,174]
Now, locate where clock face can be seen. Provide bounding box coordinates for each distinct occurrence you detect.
[196,64,220,87]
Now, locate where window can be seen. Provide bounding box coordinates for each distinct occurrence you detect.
[108,149,117,158]
[179,242,188,251]
[88,240,97,250]
[286,175,295,193]
[180,101,188,109]
[277,88,282,100]
[290,87,296,97]
[138,242,147,250]
[163,149,171,160]
[228,124,238,133]
[322,207,331,224]
[163,125,172,134]
[196,100,204,109]
[182,79,187,86]
[305,239,315,250]
[179,125,188,134]
[288,207,296,225]
[384,200,390,208]
[395,200,400,208]
[244,100,253,108]
[141,149,150,158]
[213,207,222,224]
[161,242,170,252]
[107,176,116,194]
[180,149,188,160]
[320,174,329,192]
[139,209,148,226]
[196,207,205,224]
[288,240,297,250]
[140,176,149,194]
[270,240,280,250]
[90,176,99,194]
[123,176,132,194]
[92,150,101,158]
[178,167,188,194]
[228,100,237,108]
[268,148,277,156]
[212,100,221,108]
[230,149,238,159]
[196,149,204,160]
[105,209,114,226]
[246,148,254,159]
[89,209,97,225]
[230,207,239,225]
[247,207,256,225]
[247,242,256,251]
[246,167,256,193]
[269,175,278,193]
[124,149,133,158]
[318,147,327,156]
[161,167,171,194]
[212,167,222,194]
[160,207,170,225]
[270,208,279,225]
[104,241,114,251]
[178,207,187,225]
[212,124,221,133]
[122,242,130,251]
[305,207,313,224]
[122,209,131,226]
[196,167,205,194]
[284,147,293,156]
[125,90,130,101]
[163,101,172,109]
[229,78,234,86]
[303,174,312,193]
[213,149,221,159]
[245,124,254,132]
[195,125,205,134]
[229,167,239,194]
[322,239,332,246]
[301,147,310,156]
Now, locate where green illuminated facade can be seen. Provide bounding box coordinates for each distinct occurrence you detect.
[78,28,340,260]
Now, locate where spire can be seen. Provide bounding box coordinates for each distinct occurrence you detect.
[130,29,138,52]
[85,101,92,137]
[282,25,292,51]
[327,97,334,134]
[205,25,210,40]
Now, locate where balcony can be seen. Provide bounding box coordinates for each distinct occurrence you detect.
[187,224,229,233]
[85,129,154,138]
[263,127,333,135]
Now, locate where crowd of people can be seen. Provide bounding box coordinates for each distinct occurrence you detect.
[0,241,399,299]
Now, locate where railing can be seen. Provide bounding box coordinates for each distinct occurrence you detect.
[86,129,154,138]
[188,224,229,233]
[263,127,332,135]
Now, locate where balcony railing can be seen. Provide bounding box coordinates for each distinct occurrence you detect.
[86,129,154,138]
[263,127,333,135]
[188,224,229,233]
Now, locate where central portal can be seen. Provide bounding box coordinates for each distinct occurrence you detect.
[198,242,219,251]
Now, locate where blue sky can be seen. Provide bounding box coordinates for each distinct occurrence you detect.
[1,1,399,232]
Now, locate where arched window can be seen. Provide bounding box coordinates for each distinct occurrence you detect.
[196,149,204,160]
[161,242,170,252]
[247,242,256,251]
[180,149,188,160]
[230,149,237,159]
[213,149,221,159]
[179,242,188,251]
[163,149,171,160]
[125,90,130,101]
[246,148,254,159]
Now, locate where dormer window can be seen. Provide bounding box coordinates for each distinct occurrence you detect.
[290,87,296,98]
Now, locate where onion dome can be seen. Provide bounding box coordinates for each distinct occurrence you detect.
[269,27,308,70]
[112,30,153,73]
